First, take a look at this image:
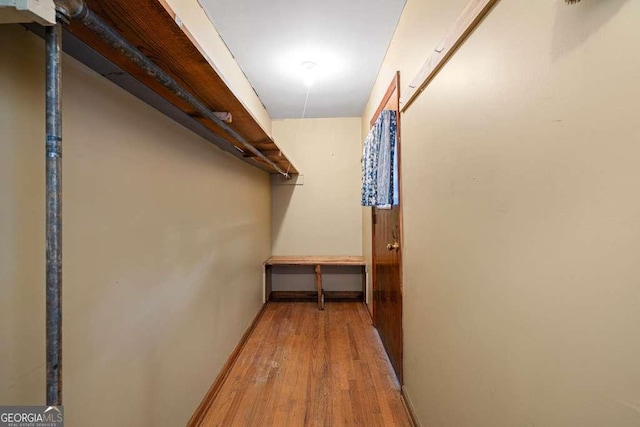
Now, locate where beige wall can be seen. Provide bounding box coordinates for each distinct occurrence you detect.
[271,118,362,256]
[363,0,640,425]
[0,25,270,426]
[163,0,272,136]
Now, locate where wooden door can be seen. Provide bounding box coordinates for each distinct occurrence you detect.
[371,72,403,384]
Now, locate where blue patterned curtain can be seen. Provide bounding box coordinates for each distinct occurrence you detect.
[361,110,397,207]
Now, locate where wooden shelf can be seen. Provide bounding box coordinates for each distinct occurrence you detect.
[265,256,366,266]
[64,0,297,175]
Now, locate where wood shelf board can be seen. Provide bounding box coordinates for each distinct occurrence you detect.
[67,0,298,175]
[400,0,499,111]
[265,256,366,266]
[269,291,364,302]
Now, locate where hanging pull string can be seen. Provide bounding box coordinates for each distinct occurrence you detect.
[287,82,312,177]
[301,82,312,121]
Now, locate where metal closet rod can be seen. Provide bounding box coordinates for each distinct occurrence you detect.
[54,0,289,177]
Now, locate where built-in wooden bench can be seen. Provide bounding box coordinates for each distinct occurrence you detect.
[264,256,366,310]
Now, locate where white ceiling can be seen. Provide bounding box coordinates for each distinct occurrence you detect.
[198,0,407,119]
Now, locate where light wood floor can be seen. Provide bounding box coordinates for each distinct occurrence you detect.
[199,302,412,426]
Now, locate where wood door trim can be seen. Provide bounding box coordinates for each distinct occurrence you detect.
[370,71,401,327]
[370,72,400,127]
[369,72,404,384]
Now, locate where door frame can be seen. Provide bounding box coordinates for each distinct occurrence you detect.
[369,71,404,383]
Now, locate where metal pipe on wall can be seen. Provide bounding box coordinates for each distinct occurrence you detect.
[45,19,63,406]
[42,0,288,404]
[54,0,288,177]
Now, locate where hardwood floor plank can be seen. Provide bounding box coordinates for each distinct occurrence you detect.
[198,302,412,426]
